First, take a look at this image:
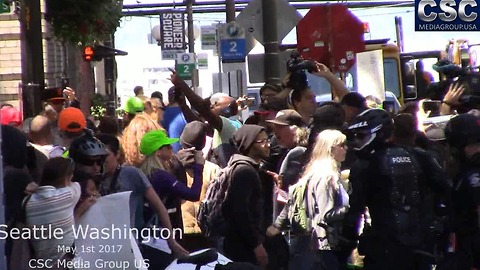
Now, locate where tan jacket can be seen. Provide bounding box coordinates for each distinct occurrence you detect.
[181,161,220,234]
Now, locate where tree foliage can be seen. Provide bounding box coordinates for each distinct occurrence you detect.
[45,0,123,45]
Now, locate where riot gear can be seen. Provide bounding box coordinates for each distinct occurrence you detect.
[347,108,394,154]
[445,113,480,150]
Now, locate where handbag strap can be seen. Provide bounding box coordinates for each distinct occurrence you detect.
[20,195,36,258]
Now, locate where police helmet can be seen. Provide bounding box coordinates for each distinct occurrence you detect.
[445,113,480,150]
[347,108,393,151]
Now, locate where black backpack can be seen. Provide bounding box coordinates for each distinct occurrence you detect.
[197,159,250,238]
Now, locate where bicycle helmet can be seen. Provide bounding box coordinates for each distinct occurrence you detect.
[69,131,109,164]
[347,108,394,152]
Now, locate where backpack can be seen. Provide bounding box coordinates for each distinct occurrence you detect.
[286,177,314,234]
[197,160,250,238]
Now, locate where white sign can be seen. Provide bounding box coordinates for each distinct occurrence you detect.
[177,53,195,64]
[356,50,385,101]
[197,53,209,69]
[73,192,148,270]
[201,25,217,51]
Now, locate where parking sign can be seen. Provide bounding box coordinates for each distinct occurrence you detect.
[219,22,247,63]
[176,53,196,80]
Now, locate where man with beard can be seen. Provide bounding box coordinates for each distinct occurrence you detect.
[222,125,271,268]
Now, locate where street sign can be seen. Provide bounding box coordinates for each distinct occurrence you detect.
[219,22,247,63]
[0,0,11,13]
[296,4,365,73]
[236,0,301,47]
[160,11,186,60]
[176,53,196,80]
[201,25,217,51]
[197,53,209,69]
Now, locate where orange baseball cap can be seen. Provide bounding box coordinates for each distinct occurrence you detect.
[58,107,86,133]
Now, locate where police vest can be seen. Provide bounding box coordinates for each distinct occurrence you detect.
[374,146,424,246]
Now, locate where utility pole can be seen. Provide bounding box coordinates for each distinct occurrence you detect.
[19,0,44,118]
[226,0,235,22]
[262,0,280,85]
[104,34,116,116]
[185,0,197,92]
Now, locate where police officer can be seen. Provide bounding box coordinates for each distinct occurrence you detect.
[342,109,451,270]
[445,113,480,269]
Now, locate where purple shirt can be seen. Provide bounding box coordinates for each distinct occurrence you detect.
[149,164,204,201]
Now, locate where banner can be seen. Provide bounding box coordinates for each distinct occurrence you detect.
[160,11,186,51]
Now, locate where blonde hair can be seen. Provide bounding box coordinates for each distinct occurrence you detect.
[296,126,309,147]
[121,113,164,167]
[299,129,346,188]
[140,153,166,177]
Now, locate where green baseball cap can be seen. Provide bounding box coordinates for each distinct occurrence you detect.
[124,97,144,114]
[140,130,179,156]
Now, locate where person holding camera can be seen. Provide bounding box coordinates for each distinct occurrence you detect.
[285,58,350,125]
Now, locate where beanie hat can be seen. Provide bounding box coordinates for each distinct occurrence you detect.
[140,130,179,156]
[124,97,145,114]
[180,121,207,150]
[58,107,86,133]
[1,106,22,126]
[232,124,265,155]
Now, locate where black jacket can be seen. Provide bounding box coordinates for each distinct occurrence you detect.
[222,154,265,250]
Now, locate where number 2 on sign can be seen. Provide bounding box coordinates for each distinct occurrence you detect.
[183,65,189,73]
[229,41,237,53]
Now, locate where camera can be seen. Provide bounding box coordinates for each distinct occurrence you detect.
[431,60,480,109]
[285,51,318,91]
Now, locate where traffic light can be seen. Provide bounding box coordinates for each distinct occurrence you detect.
[83,46,100,61]
[83,45,128,62]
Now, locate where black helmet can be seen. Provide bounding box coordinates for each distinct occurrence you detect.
[347,108,393,152]
[445,113,480,150]
[69,132,109,164]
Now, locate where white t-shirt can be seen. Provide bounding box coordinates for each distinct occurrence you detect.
[26,182,81,260]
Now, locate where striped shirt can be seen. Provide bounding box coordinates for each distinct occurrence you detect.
[26,182,81,260]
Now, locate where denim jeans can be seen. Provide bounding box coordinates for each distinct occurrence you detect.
[289,235,315,270]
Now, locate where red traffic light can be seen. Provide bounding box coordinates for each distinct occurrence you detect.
[84,46,95,61]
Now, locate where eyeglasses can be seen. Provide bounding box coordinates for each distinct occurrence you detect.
[80,158,105,166]
[255,138,271,145]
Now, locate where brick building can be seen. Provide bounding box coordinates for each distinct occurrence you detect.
[0,2,65,108]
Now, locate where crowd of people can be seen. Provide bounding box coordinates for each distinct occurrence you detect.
[1,61,479,270]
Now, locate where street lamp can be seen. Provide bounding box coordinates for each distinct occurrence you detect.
[151,24,161,45]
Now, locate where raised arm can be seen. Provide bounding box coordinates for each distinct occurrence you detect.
[170,73,223,131]
[312,63,350,101]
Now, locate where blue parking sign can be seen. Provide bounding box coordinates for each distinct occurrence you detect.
[220,38,246,63]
